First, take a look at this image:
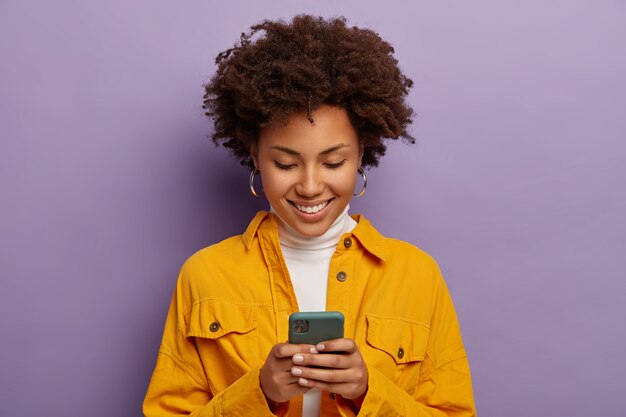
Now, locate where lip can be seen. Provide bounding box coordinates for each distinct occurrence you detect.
[287,198,334,222]
[288,199,333,208]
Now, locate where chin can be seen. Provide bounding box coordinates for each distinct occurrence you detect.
[293,226,326,237]
[290,221,332,237]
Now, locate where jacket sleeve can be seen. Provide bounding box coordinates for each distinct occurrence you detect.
[337,263,476,417]
[142,276,285,417]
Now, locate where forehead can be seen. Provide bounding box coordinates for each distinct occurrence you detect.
[258,105,359,151]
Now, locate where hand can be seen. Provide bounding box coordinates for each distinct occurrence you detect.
[260,342,316,404]
[289,338,368,400]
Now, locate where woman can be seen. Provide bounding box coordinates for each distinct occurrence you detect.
[143,15,475,417]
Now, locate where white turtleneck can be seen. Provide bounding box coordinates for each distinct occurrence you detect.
[271,204,357,417]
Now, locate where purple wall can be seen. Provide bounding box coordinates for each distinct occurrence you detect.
[1,1,625,416]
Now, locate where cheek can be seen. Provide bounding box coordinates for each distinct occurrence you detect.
[260,171,291,198]
[330,171,358,196]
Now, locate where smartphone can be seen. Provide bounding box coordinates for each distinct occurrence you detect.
[288,311,344,345]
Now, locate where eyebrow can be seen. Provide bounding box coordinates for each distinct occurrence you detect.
[270,144,348,156]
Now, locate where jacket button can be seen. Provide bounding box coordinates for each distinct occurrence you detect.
[336,271,347,282]
[343,237,352,248]
[397,346,405,359]
[329,392,336,400]
[209,321,221,332]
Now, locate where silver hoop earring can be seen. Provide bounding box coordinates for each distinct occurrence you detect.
[353,168,367,197]
[249,169,264,197]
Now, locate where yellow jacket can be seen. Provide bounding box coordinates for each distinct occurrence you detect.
[143,212,476,416]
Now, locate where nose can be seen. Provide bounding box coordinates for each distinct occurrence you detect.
[295,166,324,197]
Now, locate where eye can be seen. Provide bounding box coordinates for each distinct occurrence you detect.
[274,161,296,170]
[324,160,346,169]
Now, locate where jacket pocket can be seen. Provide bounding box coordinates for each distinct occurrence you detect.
[185,299,259,393]
[186,299,257,339]
[363,314,430,390]
[366,315,429,363]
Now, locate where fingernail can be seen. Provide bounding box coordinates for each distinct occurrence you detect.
[293,354,304,363]
[316,343,325,351]
[299,377,309,386]
[309,347,318,354]
[291,367,302,376]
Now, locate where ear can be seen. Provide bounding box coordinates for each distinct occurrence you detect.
[250,143,259,170]
[358,143,365,167]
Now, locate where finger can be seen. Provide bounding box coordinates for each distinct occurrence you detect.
[296,376,368,401]
[316,338,358,354]
[281,378,314,395]
[291,366,354,384]
[273,343,318,358]
[276,369,303,384]
[269,380,312,403]
[262,370,312,402]
[296,379,363,399]
[286,382,313,397]
[293,352,351,369]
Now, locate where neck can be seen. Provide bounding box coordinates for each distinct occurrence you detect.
[271,205,356,250]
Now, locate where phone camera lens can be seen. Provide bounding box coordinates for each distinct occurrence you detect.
[292,319,309,333]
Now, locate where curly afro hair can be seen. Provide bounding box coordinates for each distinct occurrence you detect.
[203,15,415,169]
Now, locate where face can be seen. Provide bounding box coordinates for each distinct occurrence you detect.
[251,105,363,237]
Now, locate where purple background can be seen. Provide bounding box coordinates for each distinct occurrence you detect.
[1,1,625,416]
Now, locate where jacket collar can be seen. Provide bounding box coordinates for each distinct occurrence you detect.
[242,211,387,261]
[349,214,387,261]
[241,211,272,249]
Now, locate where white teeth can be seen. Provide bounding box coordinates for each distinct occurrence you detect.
[295,201,329,214]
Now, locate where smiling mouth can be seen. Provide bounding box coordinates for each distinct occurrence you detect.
[289,199,333,214]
